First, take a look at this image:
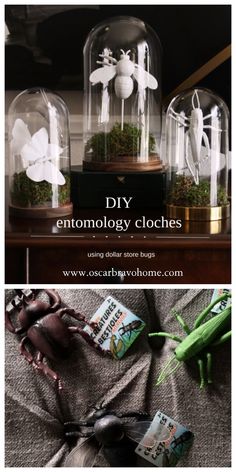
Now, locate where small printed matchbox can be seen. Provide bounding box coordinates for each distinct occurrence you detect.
[135,411,194,467]
[83,296,145,359]
[211,289,231,314]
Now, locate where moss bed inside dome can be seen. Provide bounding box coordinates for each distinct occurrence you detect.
[168,175,228,207]
[85,122,156,161]
[11,171,71,208]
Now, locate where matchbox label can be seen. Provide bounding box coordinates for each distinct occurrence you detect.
[211,289,231,314]
[84,296,145,359]
[135,411,194,467]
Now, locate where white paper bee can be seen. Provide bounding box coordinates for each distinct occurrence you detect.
[90,49,158,129]
[11,118,66,185]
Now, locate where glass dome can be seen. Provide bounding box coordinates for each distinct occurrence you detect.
[166,88,230,221]
[83,16,162,172]
[8,87,72,218]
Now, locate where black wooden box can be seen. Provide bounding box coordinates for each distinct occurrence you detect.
[71,166,166,209]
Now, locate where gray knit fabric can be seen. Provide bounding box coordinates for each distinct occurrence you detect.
[5,289,231,467]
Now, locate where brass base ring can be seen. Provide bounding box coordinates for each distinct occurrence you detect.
[166,204,230,221]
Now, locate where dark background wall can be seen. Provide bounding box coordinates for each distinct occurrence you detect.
[5,4,231,110]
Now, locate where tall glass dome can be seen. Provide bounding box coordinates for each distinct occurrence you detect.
[166,88,230,221]
[83,16,162,172]
[8,87,72,218]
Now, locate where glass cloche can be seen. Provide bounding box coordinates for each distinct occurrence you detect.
[165,88,230,220]
[8,87,72,218]
[83,16,162,172]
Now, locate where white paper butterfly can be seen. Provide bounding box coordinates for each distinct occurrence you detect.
[11,118,66,185]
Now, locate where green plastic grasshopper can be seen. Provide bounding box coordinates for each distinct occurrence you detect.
[149,292,231,388]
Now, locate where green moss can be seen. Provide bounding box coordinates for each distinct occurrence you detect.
[168,175,228,207]
[85,122,156,161]
[11,171,70,208]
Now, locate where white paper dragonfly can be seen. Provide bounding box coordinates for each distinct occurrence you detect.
[90,49,158,129]
[11,118,66,185]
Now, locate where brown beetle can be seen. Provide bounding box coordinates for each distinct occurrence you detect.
[5,289,103,389]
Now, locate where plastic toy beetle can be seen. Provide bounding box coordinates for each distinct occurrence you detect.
[5,289,104,389]
[149,292,231,388]
[64,407,157,467]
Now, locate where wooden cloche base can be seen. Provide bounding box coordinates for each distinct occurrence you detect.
[83,155,163,172]
[9,202,73,219]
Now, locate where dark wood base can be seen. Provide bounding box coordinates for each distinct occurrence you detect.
[9,203,73,219]
[83,156,163,172]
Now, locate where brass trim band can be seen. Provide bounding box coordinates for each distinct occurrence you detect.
[166,204,230,221]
